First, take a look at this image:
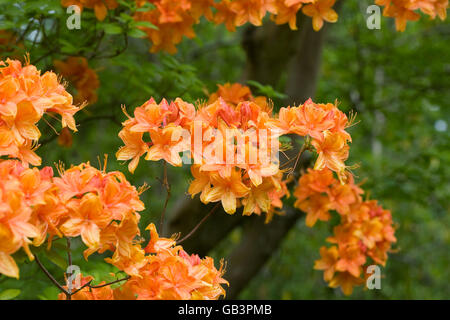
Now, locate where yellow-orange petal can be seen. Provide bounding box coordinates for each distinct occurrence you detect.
[0,252,19,279]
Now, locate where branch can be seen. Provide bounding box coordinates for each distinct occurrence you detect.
[34,253,70,297]
[66,237,73,300]
[178,203,220,244]
[89,276,131,289]
[159,161,171,236]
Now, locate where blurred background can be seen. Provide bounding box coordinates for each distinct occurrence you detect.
[0,0,448,299]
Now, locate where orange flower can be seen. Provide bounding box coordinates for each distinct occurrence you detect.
[116,127,149,174]
[0,160,58,278]
[0,58,81,166]
[120,223,228,300]
[302,0,338,31]
[61,0,118,21]
[203,169,250,214]
[146,125,190,167]
[54,56,100,105]
[60,193,112,249]
[294,167,396,295]
[213,0,239,31]
[271,0,314,29]
[58,127,73,148]
[208,83,253,106]
[328,271,364,295]
[297,193,331,227]
[228,0,276,27]
[314,246,339,281]
[375,0,449,31]
[312,131,349,183]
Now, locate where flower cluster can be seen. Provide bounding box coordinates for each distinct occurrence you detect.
[60,0,448,53]
[1,158,228,300]
[117,83,291,220]
[132,0,214,53]
[0,160,53,278]
[274,98,353,183]
[0,159,143,278]
[54,57,100,105]
[0,58,227,300]
[121,223,228,300]
[61,0,119,21]
[294,168,397,295]
[55,161,145,259]
[0,58,81,166]
[132,0,338,53]
[58,224,228,300]
[376,0,448,31]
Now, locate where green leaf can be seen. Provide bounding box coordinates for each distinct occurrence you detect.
[247,80,288,100]
[131,21,157,29]
[0,289,21,300]
[135,3,155,12]
[44,250,68,270]
[102,23,122,35]
[128,28,147,38]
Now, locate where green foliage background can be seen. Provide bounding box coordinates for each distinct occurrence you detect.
[0,0,448,299]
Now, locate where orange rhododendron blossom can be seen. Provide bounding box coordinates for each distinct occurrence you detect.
[54,57,100,105]
[57,0,448,53]
[116,223,228,300]
[275,98,353,182]
[129,0,337,52]
[376,0,448,31]
[117,84,294,219]
[0,158,147,279]
[61,0,119,21]
[0,58,81,166]
[54,161,145,258]
[58,224,228,300]
[117,84,356,220]
[302,0,338,31]
[0,160,57,278]
[293,168,397,295]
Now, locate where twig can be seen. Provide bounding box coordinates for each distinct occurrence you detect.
[159,161,171,236]
[39,114,121,146]
[70,280,93,295]
[90,276,131,289]
[34,253,70,297]
[178,203,220,244]
[282,143,308,178]
[66,237,72,300]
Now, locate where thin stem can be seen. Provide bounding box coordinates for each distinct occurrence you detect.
[90,276,131,289]
[159,161,171,236]
[178,203,220,244]
[34,253,70,297]
[66,237,72,300]
[70,280,93,295]
[284,143,308,177]
[66,238,72,268]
